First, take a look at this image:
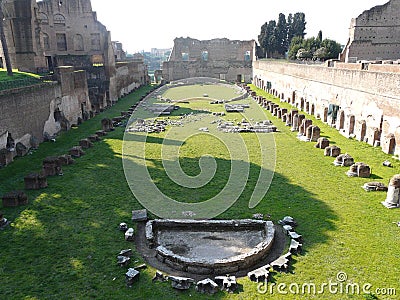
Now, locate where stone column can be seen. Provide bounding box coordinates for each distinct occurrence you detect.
[292,114,299,132]
[382,175,400,208]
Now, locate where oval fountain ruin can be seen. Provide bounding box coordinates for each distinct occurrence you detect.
[145,219,275,275]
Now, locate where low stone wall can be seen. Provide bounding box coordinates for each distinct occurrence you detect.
[146,219,275,275]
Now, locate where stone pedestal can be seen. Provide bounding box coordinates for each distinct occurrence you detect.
[0,149,13,167]
[16,142,28,157]
[315,137,330,149]
[42,157,63,176]
[381,134,396,155]
[299,118,311,136]
[382,175,400,208]
[2,191,28,207]
[58,155,74,166]
[101,118,113,132]
[334,154,354,167]
[24,173,48,190]
[79,139,93,149]
[69,146,85,158]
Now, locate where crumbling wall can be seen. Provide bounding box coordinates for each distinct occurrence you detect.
[0,67,90,152]
[342,0,400,62]
[163,37,254,82]
[253,60,400,156]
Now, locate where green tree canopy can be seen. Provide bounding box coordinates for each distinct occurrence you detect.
[258,12,306,58]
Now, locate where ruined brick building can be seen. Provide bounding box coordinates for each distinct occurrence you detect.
[0,0,148,108]
[0,0,149,160]
[341,0,400,62]
[162,37,255,83]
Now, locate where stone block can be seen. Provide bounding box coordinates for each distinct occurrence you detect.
[381,133,396,155]
[24,173,48,190]
[79,139,93,149]
[196,279,219,294]
[0,148,13,167]
[101,118,113,132]
[125,228,134,241]
[131,209,148,222]
[315,137,330,149]
[42,157,63,176]
[16,142,28,157]
[215,276,237,293]
[58,154,74,166]
[248,265,270,282]
[96,130,107,137]
[169,276,194,290]
[2,191,28,207]
[69,146,85,158]
[125,268,140,287]
[87,135,100,142]
[333,154,354,167]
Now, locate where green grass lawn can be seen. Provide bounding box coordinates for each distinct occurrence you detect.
[0,83,399,299]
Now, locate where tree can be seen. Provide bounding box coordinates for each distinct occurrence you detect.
[288,36,304,60]
[317,30,323,42]
[296,48,312,60]
[0,1,13,76]
[258,20,276,58]
[276,13,287,55]
[291,13,307,39]
[321,39,342,59]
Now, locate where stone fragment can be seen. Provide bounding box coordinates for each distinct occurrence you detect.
[363,182,388,192]
[288,231,303,242]
[152,271,167,282]
[0,212,10,229]
[118,249,132,257]
[270,256,290,272]
[101,118,113,132]
[169,276,194,290]
[382,174,400,209]
[119,222,128,232]
[0,148,13,166]
[196,278,219,294]
[117,255,130,267]
[69,146,85,158]
[315,137,330,149]
[214,276,237,293]
[125,228,134,241]
[278,216,297,227]
[24,173,48,190]
[58,154,74,165]
[346,162,371,178]
[2,191,28,207]
[88,135,100,142]
[125,268,140,287]
[79,139,93,149]
[248,265,270,283]
[16,142,28,157]
[42,157,63,176]
[132,209,148,222]
[333,154,354,167]
[289,239,302,254]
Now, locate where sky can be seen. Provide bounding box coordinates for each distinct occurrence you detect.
[90,0,389,54]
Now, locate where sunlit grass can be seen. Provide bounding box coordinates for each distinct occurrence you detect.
[0,83,399,299]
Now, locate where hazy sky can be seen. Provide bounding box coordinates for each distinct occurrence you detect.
[90,0,389,53]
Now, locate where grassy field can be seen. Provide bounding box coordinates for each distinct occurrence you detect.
[0,83,399,299]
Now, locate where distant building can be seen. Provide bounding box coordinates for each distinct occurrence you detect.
[162,37,255,82]
[341,0,400,62]
[151,48,172,58]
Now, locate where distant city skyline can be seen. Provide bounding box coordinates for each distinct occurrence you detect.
[91,0,389,54]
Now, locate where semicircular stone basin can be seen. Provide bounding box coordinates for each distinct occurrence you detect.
[145,219,275,275]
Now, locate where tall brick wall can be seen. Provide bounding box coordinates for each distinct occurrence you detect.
[253,60,400,156]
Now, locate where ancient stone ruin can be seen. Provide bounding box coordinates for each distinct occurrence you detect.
[2,191,28,207]
[346,162,371,178]
[146,219,275,275]
[42,157,63,176]
[333,154,354,167]
[24,173,48,190]
[324,145,341,157]
[382,174,400,208]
